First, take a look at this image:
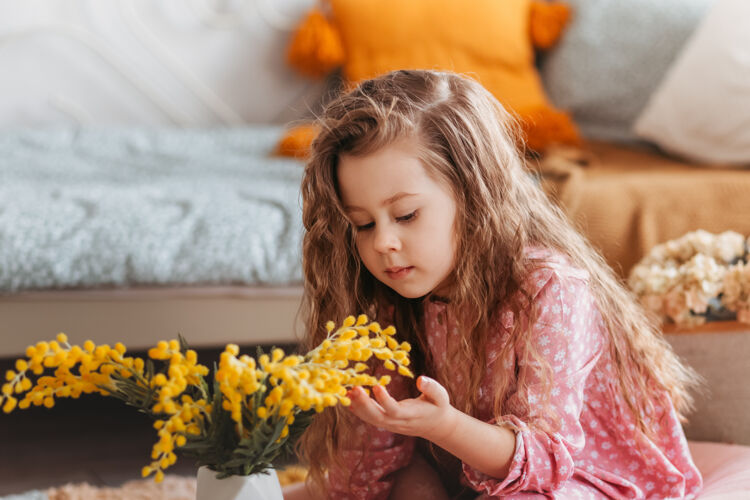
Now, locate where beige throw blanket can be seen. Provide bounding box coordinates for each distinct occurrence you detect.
[535,141,750,277]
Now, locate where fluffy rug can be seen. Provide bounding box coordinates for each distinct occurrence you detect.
[46,476,195,500]
[3,467,307,500]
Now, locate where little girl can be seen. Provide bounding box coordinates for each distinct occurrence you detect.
[285,70,702,499]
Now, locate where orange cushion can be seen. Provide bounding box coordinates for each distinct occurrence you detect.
[280,0,578,156]
[334,0,578,150]
[334,0,538,112]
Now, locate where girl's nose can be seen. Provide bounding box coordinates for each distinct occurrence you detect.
[373,225,401,253]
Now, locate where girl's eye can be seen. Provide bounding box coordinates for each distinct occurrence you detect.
[354,211,416,231]
[397,211,417,223]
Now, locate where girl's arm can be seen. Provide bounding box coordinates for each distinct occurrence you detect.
[348,269,606,496]
[348,377,517,479]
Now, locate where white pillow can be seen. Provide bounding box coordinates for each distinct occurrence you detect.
[633,0,750,166]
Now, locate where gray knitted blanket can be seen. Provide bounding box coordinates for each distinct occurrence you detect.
[0,127,304,292]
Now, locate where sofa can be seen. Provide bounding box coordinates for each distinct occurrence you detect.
[1,0,749,496]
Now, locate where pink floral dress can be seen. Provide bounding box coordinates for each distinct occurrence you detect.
[328,249,702,499]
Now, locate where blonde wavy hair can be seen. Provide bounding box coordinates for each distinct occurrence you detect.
[297,69,699,495]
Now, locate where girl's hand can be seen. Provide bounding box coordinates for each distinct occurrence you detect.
[346,376,457,442]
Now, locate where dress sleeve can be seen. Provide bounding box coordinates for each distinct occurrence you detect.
[327,366,416,500]
[462,269,606,496]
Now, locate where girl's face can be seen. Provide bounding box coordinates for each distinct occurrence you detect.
[337,139,458,299]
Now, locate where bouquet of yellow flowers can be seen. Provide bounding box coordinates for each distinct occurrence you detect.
[1,314,412,482]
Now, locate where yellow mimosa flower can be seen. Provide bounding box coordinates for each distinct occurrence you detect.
[1,315,413,482]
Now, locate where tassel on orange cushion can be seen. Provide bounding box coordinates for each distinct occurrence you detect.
[529,1,572,50]
[287,9,345,79]
[275,124,319,159]
[518,106,580,153]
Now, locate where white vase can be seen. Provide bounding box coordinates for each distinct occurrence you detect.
[196,466,283,500]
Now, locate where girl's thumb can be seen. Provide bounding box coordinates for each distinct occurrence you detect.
[418,376,449,406]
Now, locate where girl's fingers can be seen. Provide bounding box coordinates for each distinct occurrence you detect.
[417,376,449,406]
[372,384,401,415]
[347,387,386,423]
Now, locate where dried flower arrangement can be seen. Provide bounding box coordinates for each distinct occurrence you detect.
[628,230,750,327]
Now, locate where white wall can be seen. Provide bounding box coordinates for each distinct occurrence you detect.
[0,0,325,127]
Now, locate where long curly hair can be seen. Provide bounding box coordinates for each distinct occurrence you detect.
[297,69,699,495]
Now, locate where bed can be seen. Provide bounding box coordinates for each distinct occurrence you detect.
[0,0,324,357]
[0,127,307,357]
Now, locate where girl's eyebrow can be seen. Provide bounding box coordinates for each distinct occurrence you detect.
[344,192,418,212]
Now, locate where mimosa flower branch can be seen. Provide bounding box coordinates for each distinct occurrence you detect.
[1,314,413,481]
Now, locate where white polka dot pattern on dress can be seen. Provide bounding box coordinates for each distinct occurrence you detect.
[327,248,702,499]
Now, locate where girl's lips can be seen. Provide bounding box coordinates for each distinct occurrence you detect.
[385,266,414,279]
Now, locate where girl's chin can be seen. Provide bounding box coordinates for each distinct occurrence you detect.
[390,283,445,300]
[388,283,428,299]
[379,270,452,299]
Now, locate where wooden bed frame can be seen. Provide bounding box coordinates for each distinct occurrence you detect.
[0,286,305,358]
